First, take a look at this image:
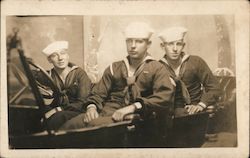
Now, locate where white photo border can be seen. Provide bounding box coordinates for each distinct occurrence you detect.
[1,1,249,158]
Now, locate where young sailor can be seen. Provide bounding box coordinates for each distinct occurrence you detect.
[60,22,175,129]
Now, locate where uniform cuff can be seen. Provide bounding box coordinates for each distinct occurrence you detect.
[198,102,207,109]
[133,102,142,109]
[87,104,97,110]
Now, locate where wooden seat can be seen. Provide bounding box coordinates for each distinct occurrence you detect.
[9,51,211,148]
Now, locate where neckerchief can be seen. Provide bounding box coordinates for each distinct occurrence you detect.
[48,63,79,106]
[123,54,155,105]
[160,53,191,105]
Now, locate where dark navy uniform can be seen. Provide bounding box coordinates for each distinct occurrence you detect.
[60,55,175,129]
[35,63,92,130]
[160,53,221,114]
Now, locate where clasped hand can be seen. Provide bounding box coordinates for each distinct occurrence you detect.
[83,106,99,123]
[184,104,205,115]
[83,104,136,123]
[112,105,136,122]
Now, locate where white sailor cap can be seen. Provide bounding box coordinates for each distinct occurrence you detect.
[42,41,68,56]
[124,22,154,39]
[159,27,187,43]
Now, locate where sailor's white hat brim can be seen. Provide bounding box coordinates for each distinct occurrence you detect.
[124,22,154,39]
[159,27,187,43]
[42,41,68,56]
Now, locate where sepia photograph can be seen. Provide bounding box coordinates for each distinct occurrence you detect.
[1,1,249,158]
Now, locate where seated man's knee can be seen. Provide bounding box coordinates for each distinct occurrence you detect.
[46,111,80,130]
[174,107,189,117]
[88,116,114,127]
[59,113,86,130]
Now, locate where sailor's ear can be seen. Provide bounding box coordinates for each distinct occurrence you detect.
[146,40,152,49]
[146,40,152,47]
[160,43,165,48]
[47,57,52,63]
[183,43,186,47]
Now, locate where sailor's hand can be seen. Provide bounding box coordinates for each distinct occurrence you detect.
[112,105,136,122]
[185,104,204,115]
[84,106,99,123]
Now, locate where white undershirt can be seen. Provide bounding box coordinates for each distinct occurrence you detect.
[173,65,181,77]
[128,68,135,77]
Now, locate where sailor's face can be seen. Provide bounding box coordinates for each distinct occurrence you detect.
[48,49,69,69]
[162,39,185,61]
[126,38,150,60]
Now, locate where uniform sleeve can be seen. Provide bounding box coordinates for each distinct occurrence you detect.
[77,70,92,100]
[197,57,221,106]
[135,64,175,114]
[65,69,92,112]
[84,66,113,112]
